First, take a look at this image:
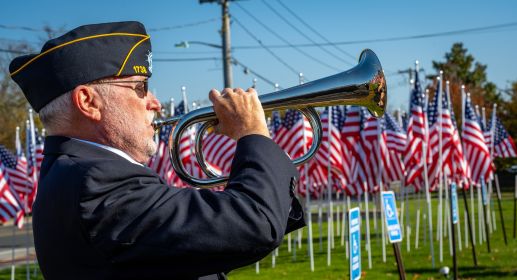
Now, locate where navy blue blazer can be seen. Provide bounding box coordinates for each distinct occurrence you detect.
[33,135,305,279]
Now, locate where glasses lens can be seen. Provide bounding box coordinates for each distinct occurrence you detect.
[143,80,149,93]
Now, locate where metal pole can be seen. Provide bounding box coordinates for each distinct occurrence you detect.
[494,174,508,245]
[450,185,458,280]
[514,175,517,239]
[221,0,233,88]
[462,185,478,266]
[393,243,406,280]
[481,179,491,253]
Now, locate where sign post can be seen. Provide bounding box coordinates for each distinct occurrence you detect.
[450,183,459,280]
[349,207,361,280]
[382,191,406,280]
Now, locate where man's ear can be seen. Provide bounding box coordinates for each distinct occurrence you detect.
[71,85,102,121]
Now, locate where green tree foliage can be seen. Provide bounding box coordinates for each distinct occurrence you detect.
[430,43,503,129]
[0,43,33,151]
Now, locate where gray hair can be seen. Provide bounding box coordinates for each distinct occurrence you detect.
[39,81,113,134]
[38,91,74,134]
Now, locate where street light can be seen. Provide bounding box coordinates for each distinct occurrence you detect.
[174,40,222,49]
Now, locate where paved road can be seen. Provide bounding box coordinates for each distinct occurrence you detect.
[0,219,36,269]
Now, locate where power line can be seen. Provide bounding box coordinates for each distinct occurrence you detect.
[232,57,282,89]
[260,0,354,66]
[232,16,304,79]
[273,0,357,61]
[0,24,44,32]
[148,18,220,32]
[234,2,340,72]
[0,48,27,54]
[153,57,219,62]
[232,21,517,49]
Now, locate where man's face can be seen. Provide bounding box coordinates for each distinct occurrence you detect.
[96,76,161,163]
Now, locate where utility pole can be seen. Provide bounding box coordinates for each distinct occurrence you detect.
[200,0,233,88]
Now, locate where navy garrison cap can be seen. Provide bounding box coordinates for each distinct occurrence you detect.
[9,21,153,112]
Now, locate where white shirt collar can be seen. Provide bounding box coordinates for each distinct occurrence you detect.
[73,138,144,166]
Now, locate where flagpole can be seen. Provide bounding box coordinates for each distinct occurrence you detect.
[326,106,333,266]
[491,104,508,245]
[27,109,39,280]
[445,81,453,257]
[483,108,494,234]
[377,115,386,263]
[494,174,507,244]
[299,81,314,271]
[461,87,478,267]
[363,181,372,268]
[11,126,21,280]
[437,73,444,263]
[514,175,516,239]
[422,85,435,268]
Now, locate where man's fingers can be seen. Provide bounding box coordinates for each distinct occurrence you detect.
[246,88,257,95]
[209,89,221,103]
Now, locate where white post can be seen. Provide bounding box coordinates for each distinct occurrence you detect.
[346,195,351,258]
[465,208,469,248]
[303,113,314,271]
[415,191,421,249]
[336,191,341,238]
[326,107,333,266]
[364,182,372,268]
[422,84,435,267]
[376,116,386,263]
[437,74,444,263]
[341,193,347,247]
[478,186,484,243]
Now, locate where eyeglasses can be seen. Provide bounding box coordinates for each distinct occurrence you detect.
[90,80,149,96]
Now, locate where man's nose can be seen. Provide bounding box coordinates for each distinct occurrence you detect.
[147,91,162,112]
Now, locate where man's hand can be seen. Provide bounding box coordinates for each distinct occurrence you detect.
[209,88,270,140]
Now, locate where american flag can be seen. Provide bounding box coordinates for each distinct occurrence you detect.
[427,81,467,189]
[7,130,31,199]
[273,110,324,197]
[462,94,493,185]
[491,115,517,158]
[315,106,350,193]
[383,113,406,183]
[384,113,407,153]
[0,146,25,227]
[341,106,366,195]
[202,131,235,176]
[174,101,205,181]
[403,70,427,191]
[148,124,185,186]
[25,123,44,211]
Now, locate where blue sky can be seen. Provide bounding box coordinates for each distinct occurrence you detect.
[2,0,516,113]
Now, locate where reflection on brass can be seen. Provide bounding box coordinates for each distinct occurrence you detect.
[153,49,388,188]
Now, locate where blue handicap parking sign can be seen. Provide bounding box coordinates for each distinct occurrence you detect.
[349,207,361,280]
[382,191,402,243]
[451,183,459,224]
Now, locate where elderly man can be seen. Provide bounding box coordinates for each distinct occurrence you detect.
[10,21,304,279]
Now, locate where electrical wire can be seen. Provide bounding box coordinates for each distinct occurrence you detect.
[153,57,219,62]
[148,18,219,32]
[274,0,357,61]
[233,21,517,49]
[232,16,304,79]
[261,0,354,66]
[234,2,341,72]
[232,57,282,89]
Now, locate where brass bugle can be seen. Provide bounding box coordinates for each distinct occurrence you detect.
[153,49,387,188]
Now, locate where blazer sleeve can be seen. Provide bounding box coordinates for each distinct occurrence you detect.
[79,134,305,277]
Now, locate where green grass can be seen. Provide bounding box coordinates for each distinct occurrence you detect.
[228,192,517,279]
[1,192,516,279]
